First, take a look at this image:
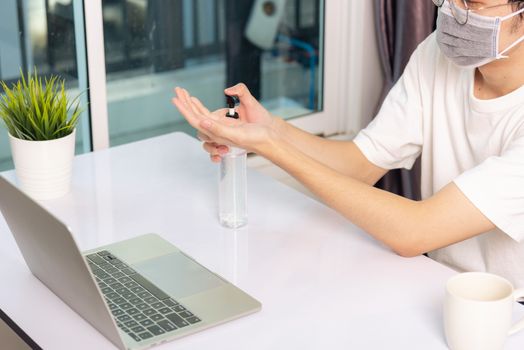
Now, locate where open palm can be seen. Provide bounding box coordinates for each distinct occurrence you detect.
[172,86,274,159]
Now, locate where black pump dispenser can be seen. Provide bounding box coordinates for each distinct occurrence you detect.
[225,95,239,119]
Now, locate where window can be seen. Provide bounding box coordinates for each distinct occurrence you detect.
[2,2,361,157]
[102,0,324,147]
[0,0,91,171]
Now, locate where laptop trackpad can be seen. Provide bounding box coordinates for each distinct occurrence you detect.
[132,252,225,299]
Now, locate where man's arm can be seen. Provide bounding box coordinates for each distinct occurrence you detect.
[190,81,386,185]
[273,118,387,185]
[175,86,495,256]
[251,133,495,256]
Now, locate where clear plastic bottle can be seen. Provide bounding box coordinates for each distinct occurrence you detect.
[219,146,248,228]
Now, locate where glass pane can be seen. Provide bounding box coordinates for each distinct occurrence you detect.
[0,0,91,172]
[103,0,324,146]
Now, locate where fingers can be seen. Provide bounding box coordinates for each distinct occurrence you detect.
[191,96,210,115]
[177,87,199,115]
[224,83,255,107]
[173,87,209,131]
[173,87,192,115]
[225,83,250,97]
[202,142,229,157]
[203,141,229,163]
[174,87,191,110]
[173,87,237,148]
[172,95,200,130]
[197,132,210,142]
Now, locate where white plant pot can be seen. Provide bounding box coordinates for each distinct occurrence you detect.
[9,129,76,200]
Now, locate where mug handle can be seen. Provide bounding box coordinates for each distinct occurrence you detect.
[508,288,524,336]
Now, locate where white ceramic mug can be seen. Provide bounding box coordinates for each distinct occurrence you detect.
[444,272,524,350]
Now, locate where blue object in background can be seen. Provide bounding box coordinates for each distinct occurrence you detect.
[277,34,318,110]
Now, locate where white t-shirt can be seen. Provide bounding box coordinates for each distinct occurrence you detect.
[353,32,524,288]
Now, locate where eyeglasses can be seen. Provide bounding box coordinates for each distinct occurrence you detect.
[433,0,524,24]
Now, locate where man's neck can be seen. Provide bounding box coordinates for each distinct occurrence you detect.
[474,45,524,100]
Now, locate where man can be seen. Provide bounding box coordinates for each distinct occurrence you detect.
[173,0,524,287]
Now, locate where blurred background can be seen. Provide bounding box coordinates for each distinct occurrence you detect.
[0,0,323,171]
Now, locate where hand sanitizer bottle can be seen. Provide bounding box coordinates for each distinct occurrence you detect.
[218,95,248,228]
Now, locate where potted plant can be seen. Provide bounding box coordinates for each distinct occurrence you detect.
[0,70,82,200]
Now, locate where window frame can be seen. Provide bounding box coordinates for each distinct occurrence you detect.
[84,0,360,150]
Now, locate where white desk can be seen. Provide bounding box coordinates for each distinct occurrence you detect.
[1,132,523,349]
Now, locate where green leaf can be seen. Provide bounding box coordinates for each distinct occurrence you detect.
[0,69,83,141]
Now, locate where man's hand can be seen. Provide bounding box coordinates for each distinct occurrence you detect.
[224,83,275,126]
[172,85,279,162]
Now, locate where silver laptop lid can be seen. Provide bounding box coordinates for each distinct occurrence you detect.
[0,177,125,350]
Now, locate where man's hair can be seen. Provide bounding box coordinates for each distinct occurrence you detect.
[509,0,523,31]
[509,0,524,16]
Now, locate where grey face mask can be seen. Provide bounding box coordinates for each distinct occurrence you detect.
[436,1,524,68]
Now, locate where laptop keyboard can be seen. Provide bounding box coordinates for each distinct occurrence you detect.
[86,250,201,342]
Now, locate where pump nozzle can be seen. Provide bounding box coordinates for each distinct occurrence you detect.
[225,95,239,119]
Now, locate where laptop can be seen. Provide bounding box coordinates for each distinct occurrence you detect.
[0,176,261,349]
